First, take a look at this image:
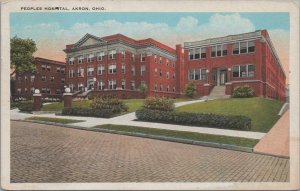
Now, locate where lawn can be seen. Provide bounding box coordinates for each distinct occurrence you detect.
[42,98,194,112]
[26,116,85,124]
[94,124,259,148]
[176,97,283,133]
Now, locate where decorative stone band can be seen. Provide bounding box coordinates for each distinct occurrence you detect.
[203,83,211,86]
[63,93,73,96]
[33,93,42,97]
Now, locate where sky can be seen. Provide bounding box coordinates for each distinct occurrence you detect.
[10,12,290,80]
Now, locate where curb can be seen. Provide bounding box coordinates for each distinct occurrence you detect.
[13,119,253,153]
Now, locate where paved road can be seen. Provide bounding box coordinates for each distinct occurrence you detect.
[11,121,289,183]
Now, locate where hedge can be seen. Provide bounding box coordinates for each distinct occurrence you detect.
[17,100,34,112]
[232,86,254,98]
[62,108,114,118]
[143,96,175,111]
[135,109,251,130]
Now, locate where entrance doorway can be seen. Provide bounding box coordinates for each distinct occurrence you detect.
[217,68,227,86]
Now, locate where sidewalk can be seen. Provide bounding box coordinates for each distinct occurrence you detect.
[254,110,289,157]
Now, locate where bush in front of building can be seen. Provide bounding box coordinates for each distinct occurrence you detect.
[184,82,196,98]
[62,108,114,118]
[91,95,128,113]
[135,109,251,130]
[17,100,34,112]
[143,96,175,112]
[232,86,254,98]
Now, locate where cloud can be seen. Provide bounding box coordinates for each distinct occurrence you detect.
[21,13,288,79]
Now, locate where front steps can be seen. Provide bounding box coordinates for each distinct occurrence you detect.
[208,86,231,99]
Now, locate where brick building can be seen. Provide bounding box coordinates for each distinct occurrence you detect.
[63,30,286,101]
[64,33,179,98]
[14,57,66,100]
[182,29,286,101]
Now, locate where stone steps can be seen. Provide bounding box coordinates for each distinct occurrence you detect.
[208,86,231,99]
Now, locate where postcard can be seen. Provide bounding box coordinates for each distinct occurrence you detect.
[1,0,299,190]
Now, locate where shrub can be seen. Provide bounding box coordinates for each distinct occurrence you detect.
[11,101,21,109]
[17,100,34,112]
[232,86,254,98]
[185,82,196,98]
[136,109,251,130]
[91,95,128,113]
[139,83,148,94]
[143,97,175,111]
[62,108,114,118]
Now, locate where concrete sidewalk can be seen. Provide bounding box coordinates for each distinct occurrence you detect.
[11,107,265,140]
[254,110,289,157]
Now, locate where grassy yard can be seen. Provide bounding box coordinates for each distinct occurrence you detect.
[26,116,85,124]
[42,98,194,112]
[176,97,283,133]
[94,124,259,148]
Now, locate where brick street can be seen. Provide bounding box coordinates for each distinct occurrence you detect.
[11,121,289,183]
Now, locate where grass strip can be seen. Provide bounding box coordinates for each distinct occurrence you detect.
[94,124,259,148]
[26,117,85,124]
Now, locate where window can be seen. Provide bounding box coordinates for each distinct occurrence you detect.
[121,64,126,74]
[131,66,135,76]
[31,88,35,94]
[17,88,21,94]
[98,81,105,90]
[31,75,35,82]
[41,88,46,93]
[109,50,116,60]
[188,49,194,60]
[42,75,46,81]
[154,68,157,76]
[69,69,75,78]
[154,55,157,63]
[131,53,135,61]
[172,62,175,67]
[201,47,206,59]
[160,84,163,91]
[57,66,61,73]
[78,68,84,77]
[172,73,175,79]
[248,41,255,52]
[159,56,162,64]
[24,76,28,81]
[173,87,176,92]
[130,81,135,90]
[211,46,216,57]
[166,72,169,79]
[121,50,125,60]
[69,83,74,92]
[121,80,126,89]
[61,68,65,74]
[166,85,170,92]
[47,65,51,71]
[240,42,247,54]
[141,52,146,62]
[87,54,94,63]
[78,55,84,64]
[46,88,51,94]
[56,89,61,94]
[50,76,54,82]
[108,80,116,90]
[87,67,94,76]
[61,78,65,84]
[141,65,146,76]
[188,69,207,80]
[194,48,200,59]
[24,88,28,94]
[233,43,239,54]
[233,41,256,55]
[97,52,105,61]
[109,64,117,74]
[98,65,105,75]
[166,59,169,66]
[222,44,227,56]
[154,84,157,91]
[42,64,46,70]
[68,57,74,65]
[217,45,222,57]
[159,69,163,77]
[232,64,255,78]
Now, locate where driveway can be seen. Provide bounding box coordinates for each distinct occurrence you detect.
[11,121,289,183]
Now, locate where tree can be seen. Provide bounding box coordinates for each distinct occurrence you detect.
[185,82,196,98]
[10,36,37,76]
